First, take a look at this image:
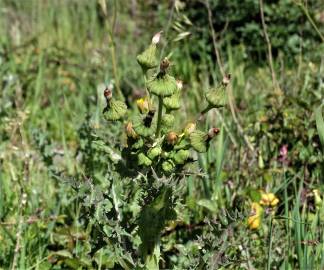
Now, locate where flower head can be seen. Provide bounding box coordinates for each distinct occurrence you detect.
[136,96,150,114]
[259,192,279,207]
[247,202,263,230]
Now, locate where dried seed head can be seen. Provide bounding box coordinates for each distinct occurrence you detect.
[104,88,113,100]
[176,79,183,90]
[167,131,178,145]
[152,31,163,45]
[160,57,170,73]
[207,128,220,138]
[222,74,231,85]
[125,122,137,139]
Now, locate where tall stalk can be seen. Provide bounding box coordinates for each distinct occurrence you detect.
[155,96,163,137]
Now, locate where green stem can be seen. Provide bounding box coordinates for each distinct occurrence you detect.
[156,96,163,137]
[143,73,150,98]
[299,3,324,42]
[267,216,273,270]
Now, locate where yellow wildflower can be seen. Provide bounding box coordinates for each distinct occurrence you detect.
[260,192,279,207]
[247,202,262,230]
[136,97,150,114]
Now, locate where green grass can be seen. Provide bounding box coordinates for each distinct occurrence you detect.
[0,0,323,269]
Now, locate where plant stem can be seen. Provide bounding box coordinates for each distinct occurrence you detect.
[299,2,324,42]
[267,216,274,270]
[156,96,163,137]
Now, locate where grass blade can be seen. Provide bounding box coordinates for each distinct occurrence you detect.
[315,105,324,151]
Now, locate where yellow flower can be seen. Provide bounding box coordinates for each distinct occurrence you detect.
[136,97,150,114]
[247,202,262,230]
[260,192,279,207]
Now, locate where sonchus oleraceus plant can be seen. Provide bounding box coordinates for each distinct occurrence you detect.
[103,32,230,269]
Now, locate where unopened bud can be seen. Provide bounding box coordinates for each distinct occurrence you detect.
[167,131,178,145]
[184,122,196,136]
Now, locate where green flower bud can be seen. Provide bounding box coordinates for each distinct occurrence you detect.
[205,75,230,109]
[189,128,220,153]
[138,153,152,167]
[147,74,177,97]
[103,99,127,121]
[147,146,162,160]
[173,149,190,165]
[132,111,156,137]
[162,160,175,173]
[162,114,175,128]
[163,92,180,110]
[174,138,190,150]
[131,137,144,149]
[189,130,208,153]
[137,44,158,71]
[163,80,182,110]
[183,122,196,137]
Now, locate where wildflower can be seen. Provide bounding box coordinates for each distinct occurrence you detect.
[148,146,162,160]
[136,32,161,71]
[133,111,156,137]
[259,192,279,207]
[103,88,127,121]
[247,202,263,230]
[163,81,182,110]
[147,73,177,97]
[173,149,190,165]
[278,144,289,165]
[161,114,175,129]
[205,75,230,109]
[136,96,150,114]
[189,128,220,153]
[138,153,152,167]
[162,160,175,173]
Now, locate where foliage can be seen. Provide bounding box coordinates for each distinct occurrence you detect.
[0,0,323,269]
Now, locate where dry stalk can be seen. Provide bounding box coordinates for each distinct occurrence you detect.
[203,0,255,154]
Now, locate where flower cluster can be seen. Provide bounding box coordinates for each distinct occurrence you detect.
[248,191,279,230]
[103,32,230,176]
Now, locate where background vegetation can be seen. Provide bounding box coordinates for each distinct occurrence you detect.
[0,0,323,269]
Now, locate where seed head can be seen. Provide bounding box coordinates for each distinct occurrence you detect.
[207,128,220,138]
[152,31,163,45]
[222,74,231,85]
[104,88,112,100]
[160,57,170,73]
